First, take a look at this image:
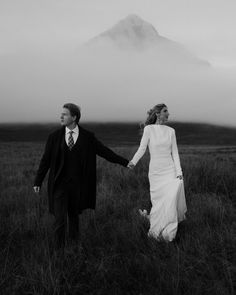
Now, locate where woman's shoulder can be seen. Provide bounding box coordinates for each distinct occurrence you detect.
[165,125,175,132]
[143,125,151,130]
[143,124,154,134]
[146,124,175,131]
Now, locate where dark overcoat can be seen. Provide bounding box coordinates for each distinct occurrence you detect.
[34,126,129,214]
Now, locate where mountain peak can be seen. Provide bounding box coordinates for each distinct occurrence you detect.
[108,14,160,45]
[89,14,160,50]
[118,14,151,27]
[85,15,210,67]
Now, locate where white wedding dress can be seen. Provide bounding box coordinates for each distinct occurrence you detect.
[131,124,187,242]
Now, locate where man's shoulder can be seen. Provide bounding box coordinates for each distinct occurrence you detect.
[50,127,64,135]
[47,127,64,140]
[48,125,95,140]
[79,126,94,138]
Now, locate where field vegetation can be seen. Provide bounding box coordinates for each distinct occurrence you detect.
[0,123,235,294]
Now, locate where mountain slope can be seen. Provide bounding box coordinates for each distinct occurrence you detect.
[85,14,210,66]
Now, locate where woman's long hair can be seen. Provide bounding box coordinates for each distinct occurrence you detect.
[140,103,167,129]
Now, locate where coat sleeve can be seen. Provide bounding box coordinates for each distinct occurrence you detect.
[171,129,182,176]
[34,134,53,186]
[130,126,150,165]
[94,136,129,167]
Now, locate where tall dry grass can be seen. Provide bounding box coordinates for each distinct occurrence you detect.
[0,143,235,294]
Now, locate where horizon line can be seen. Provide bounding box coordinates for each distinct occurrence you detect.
[0,121,235,129]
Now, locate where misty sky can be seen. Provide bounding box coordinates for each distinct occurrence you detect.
[1,0,236,125]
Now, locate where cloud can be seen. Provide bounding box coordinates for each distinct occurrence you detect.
[1,47,235,126]
[1,3,236,126]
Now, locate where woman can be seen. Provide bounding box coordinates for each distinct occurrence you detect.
[128,104,187,242]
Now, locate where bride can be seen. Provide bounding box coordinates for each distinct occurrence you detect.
[128,104,187,242]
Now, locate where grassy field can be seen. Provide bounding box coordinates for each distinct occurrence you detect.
[0,141,235,295]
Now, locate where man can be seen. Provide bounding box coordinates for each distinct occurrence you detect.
[33,103,129,250]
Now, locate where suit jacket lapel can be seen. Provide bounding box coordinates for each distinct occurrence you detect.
[76,126,89,154]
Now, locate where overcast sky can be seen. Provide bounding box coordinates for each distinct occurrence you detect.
[1,0,236,125]
[1,0,236,65]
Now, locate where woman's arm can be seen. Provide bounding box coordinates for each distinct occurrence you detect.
[171,129,182,176]
[130,126,150,166]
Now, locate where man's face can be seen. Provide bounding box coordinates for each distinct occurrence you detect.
[60,108,76,127]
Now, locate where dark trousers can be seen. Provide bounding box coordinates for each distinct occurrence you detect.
[53,181,80,249]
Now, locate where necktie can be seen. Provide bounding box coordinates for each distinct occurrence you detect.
[68,131,74,150]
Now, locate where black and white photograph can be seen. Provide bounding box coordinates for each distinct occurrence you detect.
[0,1,235,294]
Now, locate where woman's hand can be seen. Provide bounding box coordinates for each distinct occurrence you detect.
[176,175,183,180]
[127,161,135,170]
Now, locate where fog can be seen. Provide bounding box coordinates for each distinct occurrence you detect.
[1,46,236,126]
[1,1,236,126]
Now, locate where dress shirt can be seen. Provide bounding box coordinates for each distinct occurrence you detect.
[65,125,79,146]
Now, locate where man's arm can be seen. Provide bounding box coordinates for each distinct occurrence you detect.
[34,134,53,191]
[94,136,129,167]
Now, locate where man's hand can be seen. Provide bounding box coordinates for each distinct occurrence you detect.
[33,186,41,194]
[127,161,135,170]
[177,175,183,180]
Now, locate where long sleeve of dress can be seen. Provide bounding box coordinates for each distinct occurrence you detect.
[131,126,150,165]
[171,129,182,176]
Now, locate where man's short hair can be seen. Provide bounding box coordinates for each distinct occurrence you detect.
[63,103,81,124]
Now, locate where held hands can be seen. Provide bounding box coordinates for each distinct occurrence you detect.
[33,186,41,194]
[127,161,135,170]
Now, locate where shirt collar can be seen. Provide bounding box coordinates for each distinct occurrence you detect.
[66,125,79,135]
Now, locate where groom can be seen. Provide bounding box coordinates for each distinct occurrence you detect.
[33,103,129,250]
